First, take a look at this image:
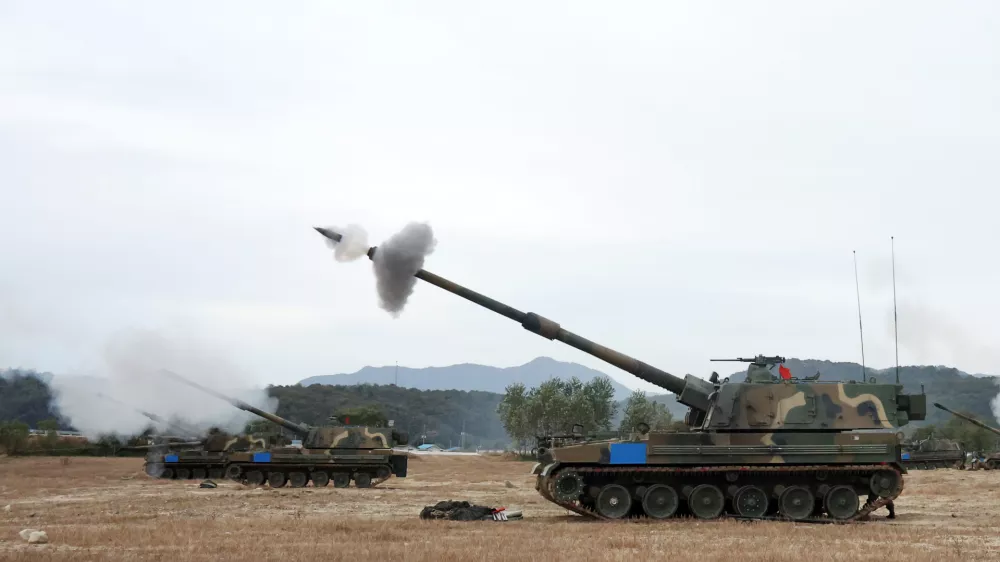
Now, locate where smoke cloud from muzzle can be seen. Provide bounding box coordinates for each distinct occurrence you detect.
[322,222,437,316]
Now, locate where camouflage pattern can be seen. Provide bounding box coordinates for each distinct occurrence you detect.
[934,402,1000,470]
[899,436,965,470]
[311,226,929,521]
[142,432,279,480]
[160,369,408,488]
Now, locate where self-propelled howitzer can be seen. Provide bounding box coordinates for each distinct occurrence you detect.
[315,226,927,521]
[934,402,1000,469]
[160,369,409,488]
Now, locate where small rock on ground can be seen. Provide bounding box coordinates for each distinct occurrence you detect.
[28,531,48,544]
[19,529,39,541]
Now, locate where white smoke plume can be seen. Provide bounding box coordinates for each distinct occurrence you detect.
[322,221,437,316]
[326,223,370,262]
[372,222,436,316]
[49,328,278,440]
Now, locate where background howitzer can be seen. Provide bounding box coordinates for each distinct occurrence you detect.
[316,225,927,521]
[934,403,1000,470]
[160,369,409,488]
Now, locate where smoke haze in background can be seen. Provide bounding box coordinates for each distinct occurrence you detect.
[371,222,437,316]
[49,328,278,440]
[891,303,1000,421]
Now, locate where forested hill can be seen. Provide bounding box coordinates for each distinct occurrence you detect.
[267,383,507,449]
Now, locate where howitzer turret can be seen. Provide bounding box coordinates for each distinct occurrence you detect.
[316,225,927,521]
[934,403,1000,437]
[159,367,409,488]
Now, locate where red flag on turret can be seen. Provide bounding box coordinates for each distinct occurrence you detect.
[779,364,792,380]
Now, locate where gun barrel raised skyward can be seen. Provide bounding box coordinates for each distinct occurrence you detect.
[158,370,311,436]
[314,226,715,414]
[934,402,1000,437]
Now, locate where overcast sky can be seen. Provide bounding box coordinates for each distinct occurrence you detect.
[2,2,998,393]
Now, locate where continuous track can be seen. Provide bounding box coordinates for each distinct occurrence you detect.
[537,463,903,523]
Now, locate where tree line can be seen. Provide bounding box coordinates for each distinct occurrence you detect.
[496,376,679,452]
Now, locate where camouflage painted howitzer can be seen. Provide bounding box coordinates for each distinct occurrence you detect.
[898,432,965,470]
[142,431,280,481]
[314,226,927,521]
[934,403,1000,470]
[161,370,409,488]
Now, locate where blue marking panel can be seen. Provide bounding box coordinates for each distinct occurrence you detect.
[901,452,910,460]
[252,452,272,463]
[164,454,179,463]
[609,443,647,464]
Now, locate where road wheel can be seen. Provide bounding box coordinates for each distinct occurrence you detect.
[332,473,350,488]
[824,485,859,520]
[641,484,679,519]
[268,472,287,488]
[311,472,329,487]
[688,484,725,519]
[354,473,372,488]
[595,484,631,519]
[288,472,308,488]
[778,485,814,520]
[733,485,769,518]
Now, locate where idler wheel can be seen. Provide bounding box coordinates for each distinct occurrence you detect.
[595,484,632,519]
[552,470,585,502]
[733,485,769,518]
[244,470,264,486]
[311,472,329,487]
[288,471,308,488]
[641,484,679,519]
[332,473,350,488]
[176,468,191,480]
[824,485,859,520]
[354,473,372,488]
[192,469,207,480]
[869,470,900,497]
[688,484,725,520]
[778,485,814,520]
[268,472,287,488]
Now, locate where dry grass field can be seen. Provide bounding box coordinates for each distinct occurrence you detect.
[1,454,999,562]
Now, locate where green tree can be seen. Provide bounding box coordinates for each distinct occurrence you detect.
[0,421,31,454]
[619,390,673,433]
[333,405,388,426]
[497,382,530,452]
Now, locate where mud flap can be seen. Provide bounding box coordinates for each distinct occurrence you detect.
[391,454,408,477]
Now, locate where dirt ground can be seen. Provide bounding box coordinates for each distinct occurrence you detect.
[1,454,998,562]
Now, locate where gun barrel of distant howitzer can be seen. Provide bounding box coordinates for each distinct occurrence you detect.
[934,402,1000,437]
[158,370,310,436]
[127,440,204,450]
[95,392,200,438]
[314,227,708,410]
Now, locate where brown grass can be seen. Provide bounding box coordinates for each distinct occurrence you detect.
[1,454,999,561]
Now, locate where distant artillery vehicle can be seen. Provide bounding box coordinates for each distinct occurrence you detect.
[899,434,966,470]
[315,226,927,521]
[934,402,1000,470]
[161,370,409,488]
[141,430,280,481]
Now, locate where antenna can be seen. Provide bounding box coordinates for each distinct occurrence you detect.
[853,250,866,379]
[395,361,399,386]
[891,236,900,384]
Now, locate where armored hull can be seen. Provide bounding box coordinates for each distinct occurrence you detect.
[160,370,409,488]
[142,433,275,480]
[900,438,965,470]
[223,437,408,488]
[313,226,927,520]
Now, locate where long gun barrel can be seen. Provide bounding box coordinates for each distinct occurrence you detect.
[934,402,1000,437]
[125,440,204,451]
[314,227,715,415]
[158,370,311,436]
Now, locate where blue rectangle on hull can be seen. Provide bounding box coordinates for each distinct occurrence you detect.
[252,452,272,463]
[901,452,910,460]
[609,443,647,464]
[164,455,179,463]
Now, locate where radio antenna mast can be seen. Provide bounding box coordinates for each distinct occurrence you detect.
[853,250,866,379]
[892,236,900,384]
